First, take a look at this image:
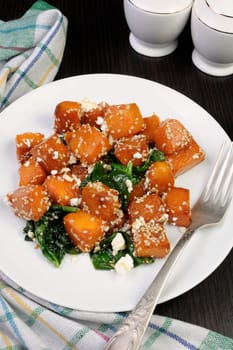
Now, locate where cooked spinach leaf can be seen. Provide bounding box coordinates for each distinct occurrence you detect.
[23,205,81,267]
[134,148,165,174]
[90,231,154,270]
[82,162,140,209]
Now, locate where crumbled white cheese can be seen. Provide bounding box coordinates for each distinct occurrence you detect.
[96,116,104,125]
[51,170,58,175]
[81,97,98,112]
[62,173,74,182]
[111,232,126,256]
[133,152,142,159]
[114,254,134,274]
[125,179,133,193]
[100,120,108,132]
[70,197,81,206]
[52,151,59,160]
[23,139,31,147]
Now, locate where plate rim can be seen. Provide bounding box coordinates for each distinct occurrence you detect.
[0,73,232,312]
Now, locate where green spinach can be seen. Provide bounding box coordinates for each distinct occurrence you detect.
[23,205,81,267]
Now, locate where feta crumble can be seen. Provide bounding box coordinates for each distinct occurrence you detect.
[111,232,126,256]
[114,254,134,274]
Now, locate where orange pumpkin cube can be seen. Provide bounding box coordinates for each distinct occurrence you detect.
[18,158,47,186]
[145,161,174,193]
[16,132,44,163]
[7,185,51,221]
[30,134,70,173]
[81,105,104,127]
[164,187,191,227]
[141,114,160,143]
[128,193,167,224]
[152,119,192,155]
[129,180,145,203]
[82,181,124,230]
[70,164,89,183]
[114,134,149,166]
[65,124,111,165]
[54,100,81,134]
[63,211,105,252]
[104,103,144,139]
[132,220,170,258]
[166,139,205,176]
[43,175,80,206]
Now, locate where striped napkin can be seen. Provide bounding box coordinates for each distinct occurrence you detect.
[0,0,67,111]
[0,272,233,350]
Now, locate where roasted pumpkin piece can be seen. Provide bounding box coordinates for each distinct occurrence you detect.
[129,180,145,203]
[164,187,191,227]
[132,219,170,258]
[81,105,105,128]
[16,132,44,163]
[166,139,205,176]
[114,134,149,166]
[82,181,124,230]
[65,124,111,165]
[43,175,80,206]
[141,114,161,143]
[54,100,81,134]
[104,103,144,139]
[30,134,70,173]
[70,164,89,183]
[7,185,51,221]
[145,161,174,193]
[128,193,167,224]
[18,158,47,186]
[152,119,192,155]
[63,211,105,252]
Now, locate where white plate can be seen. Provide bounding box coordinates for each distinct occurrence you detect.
[0,74,232,312]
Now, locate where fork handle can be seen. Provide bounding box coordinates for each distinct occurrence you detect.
[103,224,198,350]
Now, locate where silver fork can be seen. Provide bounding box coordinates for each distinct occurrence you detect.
[103,141,233,350]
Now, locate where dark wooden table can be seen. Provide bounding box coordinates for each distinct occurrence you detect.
[2,0,233,339]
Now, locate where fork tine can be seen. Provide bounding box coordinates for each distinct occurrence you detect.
[212,142,233,197]
[220,144,233,207]
[202,141,229,200]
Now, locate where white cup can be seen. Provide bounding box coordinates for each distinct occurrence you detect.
[191,0,233,76]
[123,0,193,57]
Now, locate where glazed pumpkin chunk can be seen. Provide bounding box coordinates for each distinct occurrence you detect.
[16,132,44,163]
[164,187,191,227]
[70,164,89,183]
[141,114,160,143]
[166,139,205,176]
[30,134,70,173]
[128,193,167,224]
[18,157,47,186]
[54,100,81,134]
[114,134,149,166]
[65,124,111,165]
[7,185,51,221]
[63,211,105,252]
[153,119,192,155]
[145,161,174,193]
[82,181,124,230]
[132,219,170,258]
[43,175,80,206]
[81,104,105,128]
[129,180,145,203]
[104,103,144,139]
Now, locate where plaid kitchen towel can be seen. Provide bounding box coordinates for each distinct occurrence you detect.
[0,272,233,350]
[0,0,67,111]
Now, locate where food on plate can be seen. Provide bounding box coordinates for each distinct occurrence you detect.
[6,99,205,272]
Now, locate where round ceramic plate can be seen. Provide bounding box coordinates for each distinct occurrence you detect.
[0,74,232,312]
